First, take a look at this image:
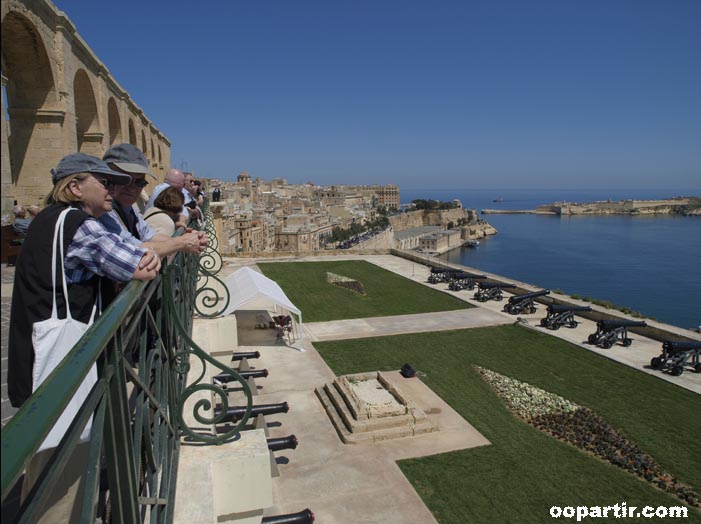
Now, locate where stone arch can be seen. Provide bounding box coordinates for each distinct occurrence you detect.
[73,69,101,154]
[150,137,155,165]
[128,119,136,145]
[1,11,59,180]
[107,97,121,144]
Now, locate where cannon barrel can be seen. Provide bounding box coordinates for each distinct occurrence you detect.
[596,319,647,330]
[454,272,487,280]
[547,304,593,314]
[508,289,550,304]
[214,401,289,423]
[262,509,314,524]
[478,282,517,290]
[231,351,261,362]
[267,434,299,452]
[430,267,462,274]
[213,369,269,383]
[662,340,701,352]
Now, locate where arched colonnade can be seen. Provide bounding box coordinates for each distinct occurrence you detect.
[1,0,170,211]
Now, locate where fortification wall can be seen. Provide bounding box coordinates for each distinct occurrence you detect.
[389,210,424,230]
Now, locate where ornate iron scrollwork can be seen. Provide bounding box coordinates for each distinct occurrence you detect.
[165,263,252,444]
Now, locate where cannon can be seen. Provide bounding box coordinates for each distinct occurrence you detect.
[448,272,488,291]
[650,341,701,376]
[540,304,592,330]
[503,289,550,315]
[214,401,289,423]
[473,282,517,302]
[262,508,314,524]
[213,368,269,384]
[267,434,299,452]
[587,319,647,349]
[427,267,462,284]
[231,350,261,362]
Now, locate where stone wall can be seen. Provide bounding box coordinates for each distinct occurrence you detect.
[389,208,478,231]
[1,0,170,212]
[388,210,424,231]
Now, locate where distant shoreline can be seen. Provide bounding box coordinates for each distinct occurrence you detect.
[482,197,701,216]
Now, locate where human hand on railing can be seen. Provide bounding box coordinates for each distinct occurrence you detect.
[197,231,208,250]
[135,249,160,280]
[179,231,207,255]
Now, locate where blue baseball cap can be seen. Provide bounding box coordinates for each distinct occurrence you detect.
[50,153,131,185]
[103,143,155,178]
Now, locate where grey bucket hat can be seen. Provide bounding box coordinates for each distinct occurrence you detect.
[50,153,132,185]
[103,143,155,178]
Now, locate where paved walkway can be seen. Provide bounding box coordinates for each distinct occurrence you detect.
[305,307,510,342]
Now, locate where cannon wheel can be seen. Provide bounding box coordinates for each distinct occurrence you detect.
[528,306,537,314]
[601,340,612,349]
[671,366,684,377]
[567,321,579,329]
[650,357,662,369]
[622,338,632,347]
[588,334,597,344]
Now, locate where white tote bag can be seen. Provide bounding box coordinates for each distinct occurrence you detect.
[32,207,98,452]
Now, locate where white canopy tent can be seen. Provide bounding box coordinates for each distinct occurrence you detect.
[221,266,303,343]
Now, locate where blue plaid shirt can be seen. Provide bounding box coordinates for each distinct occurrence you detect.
[64,217,146,283]
[99,205,155,245]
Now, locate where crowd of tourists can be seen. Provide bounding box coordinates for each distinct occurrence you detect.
[6,144,210,522]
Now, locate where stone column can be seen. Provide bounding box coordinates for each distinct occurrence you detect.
[1,75,14,214]
[7,107,67,206]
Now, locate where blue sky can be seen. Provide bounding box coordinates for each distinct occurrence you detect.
[55,0,700,190]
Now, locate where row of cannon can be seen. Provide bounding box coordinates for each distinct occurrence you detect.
[427,266,701,376]
[212,351,315,524]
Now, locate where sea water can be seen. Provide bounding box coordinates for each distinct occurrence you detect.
[401,188,701,330]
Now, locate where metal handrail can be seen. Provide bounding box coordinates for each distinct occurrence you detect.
[1,204,251,522]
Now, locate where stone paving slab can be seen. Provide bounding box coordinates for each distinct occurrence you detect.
[305,308,511,342]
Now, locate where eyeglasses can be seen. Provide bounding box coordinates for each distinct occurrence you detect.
[129,178,149,188]
[94,177,116,190]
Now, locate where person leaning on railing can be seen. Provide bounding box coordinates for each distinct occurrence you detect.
[8,153,160,408]
[143,186,186,237]
[100,144,208,259]
[7,153,161,524]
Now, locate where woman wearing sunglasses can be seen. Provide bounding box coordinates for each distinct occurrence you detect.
[8,152,160,409]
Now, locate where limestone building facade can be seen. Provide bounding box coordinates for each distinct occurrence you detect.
[1,0,170,212]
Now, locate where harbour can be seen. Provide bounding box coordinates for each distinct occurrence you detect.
[402,188,701,330]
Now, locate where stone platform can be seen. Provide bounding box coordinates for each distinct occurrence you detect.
[316,371,436,443]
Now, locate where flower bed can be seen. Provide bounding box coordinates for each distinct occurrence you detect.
[327,272,367,295]
[477,367,699,508]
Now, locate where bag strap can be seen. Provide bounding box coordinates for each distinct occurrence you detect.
[50,208,73,320]
[51,207,99,323]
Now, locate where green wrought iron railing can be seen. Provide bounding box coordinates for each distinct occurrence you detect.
[194,199,231,318]
[1,202,251,523]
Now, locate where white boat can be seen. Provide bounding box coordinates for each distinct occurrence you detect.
[465,240,480,248]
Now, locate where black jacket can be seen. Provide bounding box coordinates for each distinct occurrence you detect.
[8,204,99,407]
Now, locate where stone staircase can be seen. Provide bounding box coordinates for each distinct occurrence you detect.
[315,371,436,443]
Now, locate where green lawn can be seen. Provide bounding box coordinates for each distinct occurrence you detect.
[315,325,701,524]
[258,260,470,322]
